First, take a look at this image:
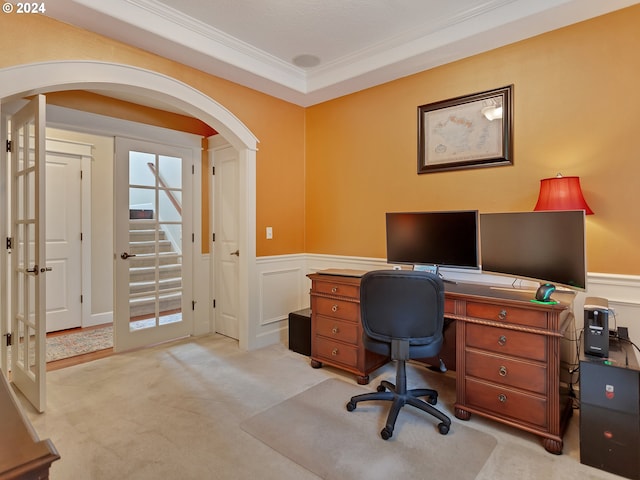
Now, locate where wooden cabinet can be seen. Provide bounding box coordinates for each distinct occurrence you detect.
[307,271,575,454]
[1,371,60,479]
[308,272,388,384]
[451,286,574,455]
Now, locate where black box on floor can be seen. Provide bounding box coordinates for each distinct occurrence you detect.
[580,338,640,479]
[288,308,311,356]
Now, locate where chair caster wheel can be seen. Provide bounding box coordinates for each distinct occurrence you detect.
[438,422,450,435]
[427,395,438,405]
[346,401,356,412]
[380,427,393,440]
[376,385,386,392]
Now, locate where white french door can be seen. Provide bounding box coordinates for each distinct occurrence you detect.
[114,137,193,352]
[9,95,47,412]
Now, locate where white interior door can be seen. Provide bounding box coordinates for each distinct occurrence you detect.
[45,151,82,332]
[214,145,240,340]
[114,137,193,352]
[9,95,47,412]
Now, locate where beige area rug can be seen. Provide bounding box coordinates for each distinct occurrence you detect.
[7,326,113,365]
[241,378,497,480]
[46,326,113,361]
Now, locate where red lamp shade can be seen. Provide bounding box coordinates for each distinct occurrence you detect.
[534,174,594,215]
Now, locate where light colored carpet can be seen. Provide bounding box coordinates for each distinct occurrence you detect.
[241,378,497,480]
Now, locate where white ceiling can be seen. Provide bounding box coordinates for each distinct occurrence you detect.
[46,0,639,107]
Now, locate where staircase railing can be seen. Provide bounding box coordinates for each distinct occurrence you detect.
[147,162,182,215]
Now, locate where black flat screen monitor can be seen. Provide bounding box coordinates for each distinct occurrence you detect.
[386,211,479,269]
[480,210,586,290]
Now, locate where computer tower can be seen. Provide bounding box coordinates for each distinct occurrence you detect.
[584,297,610,357]
[288,308,311,356]
[580,339,640,479]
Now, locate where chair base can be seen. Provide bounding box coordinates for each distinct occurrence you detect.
[346,359,451,439]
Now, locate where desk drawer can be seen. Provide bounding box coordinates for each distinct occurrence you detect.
[314,297,359,322]
[465,349,547,394]
[466,302,548,329]
[465,377,548,428]
[466,323,547,362]
[313,281,359,299]
[315,315,360,345]
[314,336,359,368]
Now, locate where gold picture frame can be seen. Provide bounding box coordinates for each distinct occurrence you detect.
[418,85,513,174]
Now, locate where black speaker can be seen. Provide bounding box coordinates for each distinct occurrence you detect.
[584,297,609,357]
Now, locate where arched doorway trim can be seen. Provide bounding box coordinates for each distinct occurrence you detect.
[0,60,258,350]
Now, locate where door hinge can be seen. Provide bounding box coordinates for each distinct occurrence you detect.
[80,295,84,304]
[80,170,83,180]
[6,237,12,250]
[5,333,12,347]
[213,299,216,309]
[80,232,83,241]
[192,164,195,175]
[212,233,215,242]
[192,233,195,243]
[192,300,196,311]
[212,166,215,175]
[5,140,11,153]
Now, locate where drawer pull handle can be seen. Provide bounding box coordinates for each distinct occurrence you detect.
[331,287,338,293]
[332,326,339,334]
[498,309,507,320]
[498,393,507,403]
[498,335,507,346]
[332,348,339,356]
[331,305,339,312]
[499,366,508,377]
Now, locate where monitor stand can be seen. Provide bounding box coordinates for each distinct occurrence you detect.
[413,264,458,284]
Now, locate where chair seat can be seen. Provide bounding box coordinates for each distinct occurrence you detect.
[363,334,442,360]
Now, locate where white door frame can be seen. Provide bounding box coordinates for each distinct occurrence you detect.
[0,61,260,351]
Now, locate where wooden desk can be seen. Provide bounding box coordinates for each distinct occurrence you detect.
[1,372,60,480]
[308,271,574,454]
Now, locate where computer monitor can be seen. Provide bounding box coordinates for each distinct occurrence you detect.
[480,210,587,290]
[385,210,479,270]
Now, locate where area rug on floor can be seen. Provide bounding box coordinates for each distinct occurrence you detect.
[46,327,113,362]
[240,378,496,480]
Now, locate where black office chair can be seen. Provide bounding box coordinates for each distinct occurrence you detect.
[346,270,451,440]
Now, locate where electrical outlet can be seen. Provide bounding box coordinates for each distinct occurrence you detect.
[266,226,273,239]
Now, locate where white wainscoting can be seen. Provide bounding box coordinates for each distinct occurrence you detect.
[253,254,640,350]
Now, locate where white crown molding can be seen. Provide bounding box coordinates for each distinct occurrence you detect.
[46,0,640,106]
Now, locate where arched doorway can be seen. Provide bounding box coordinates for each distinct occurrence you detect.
[0,60,259,352]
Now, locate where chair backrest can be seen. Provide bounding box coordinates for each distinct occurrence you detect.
[359,270,445,346]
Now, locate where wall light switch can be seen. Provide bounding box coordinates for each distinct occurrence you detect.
[266,226,273,239]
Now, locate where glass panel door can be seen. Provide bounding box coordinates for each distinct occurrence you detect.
[114,138,192,351]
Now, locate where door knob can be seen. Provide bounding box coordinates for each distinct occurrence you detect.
[120,252,137,259]
[230,250,240,256]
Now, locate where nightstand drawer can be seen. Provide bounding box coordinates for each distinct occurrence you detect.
[315,315,360,345]
[466,323,547,362]
[465,349,547,394]
[466,302,548,329]
[314,336,359,368]
[465,377,548,428]
[313,281,359,299]
[315,297,359,321]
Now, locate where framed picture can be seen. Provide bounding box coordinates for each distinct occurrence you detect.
[418,85,513,174]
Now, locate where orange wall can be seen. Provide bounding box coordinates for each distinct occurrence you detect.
[0,13,306,257]
[305,5,640,275]
[2,8,640,275]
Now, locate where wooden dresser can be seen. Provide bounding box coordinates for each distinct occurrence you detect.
[448,283,575,455]
[1,371,60,479]
[308,272,388,384]
[307,270,575,453]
